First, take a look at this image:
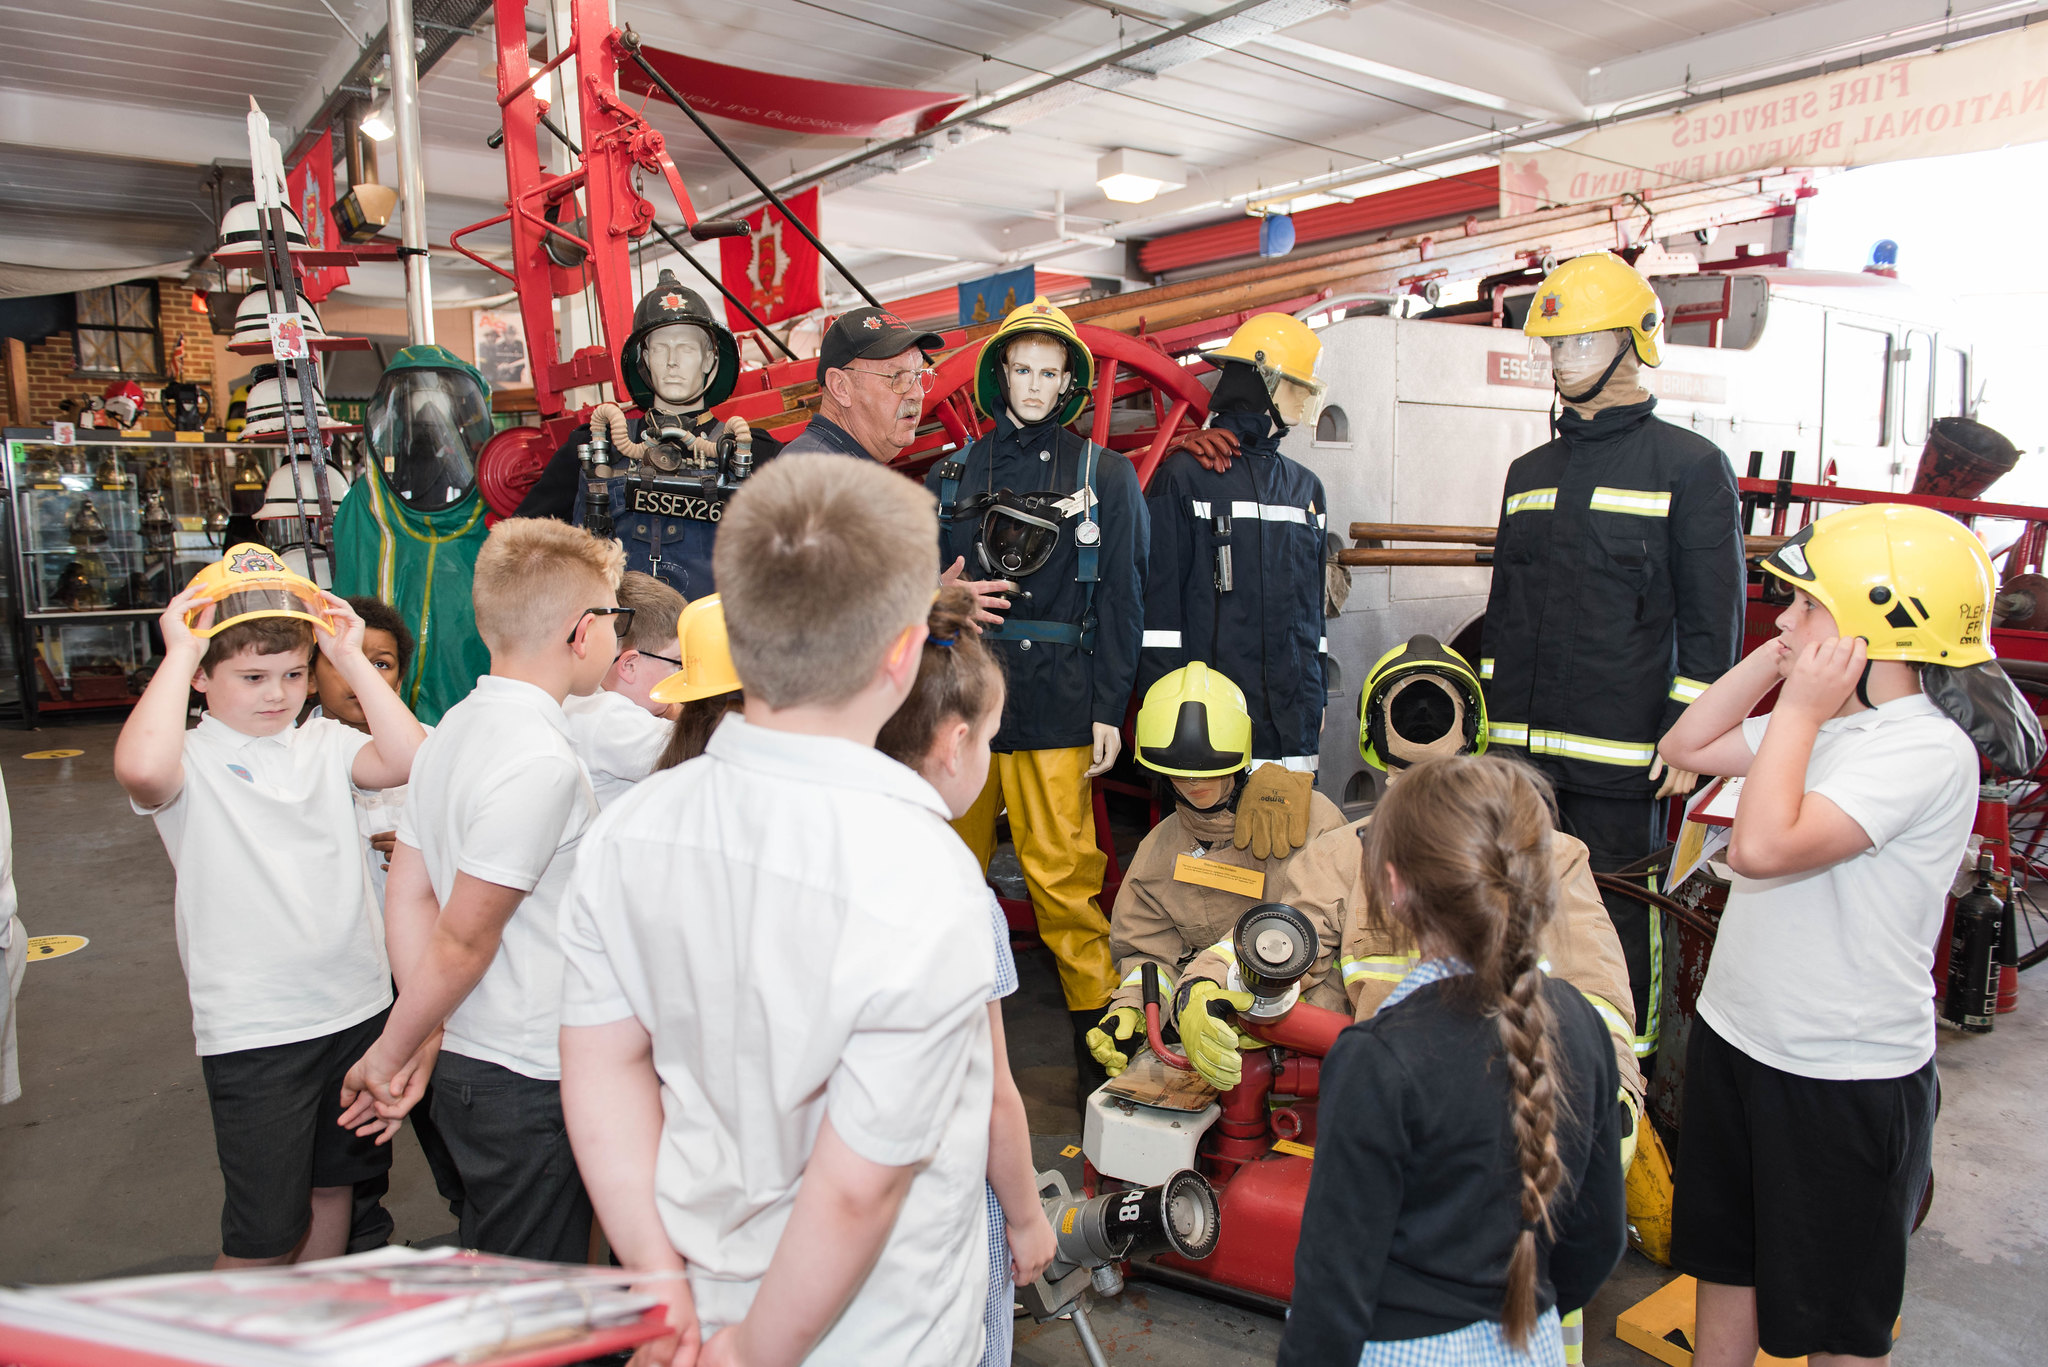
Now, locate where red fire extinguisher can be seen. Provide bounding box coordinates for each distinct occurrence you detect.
[1944,852,2003,1034]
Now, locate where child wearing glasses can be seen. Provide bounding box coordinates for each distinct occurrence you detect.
[338,517,616,1261]
[562,571,685,809]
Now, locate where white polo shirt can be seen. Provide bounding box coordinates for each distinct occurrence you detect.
[1699,693,1978,1080]
[559,714,994,1365]
[134,714,390,1056]
[397,675,596,1081]
[560,688,671,809]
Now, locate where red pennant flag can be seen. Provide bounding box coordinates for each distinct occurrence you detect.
[719,187,821,326]
[285,130,349,304]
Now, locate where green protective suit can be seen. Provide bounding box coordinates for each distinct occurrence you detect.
[333,463,490,724]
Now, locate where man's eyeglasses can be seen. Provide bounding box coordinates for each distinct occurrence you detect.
[844,364,937,396]
[639,650,683,668]
[568,606,635,645]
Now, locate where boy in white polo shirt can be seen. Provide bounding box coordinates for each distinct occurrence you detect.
[113,548,426,1267]
[1658,504,2030,1366]
[558,453,995,1366]
[561,571,681,809]
[340,518,619,1261]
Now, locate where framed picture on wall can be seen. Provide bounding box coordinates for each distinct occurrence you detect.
[471,307,530,391]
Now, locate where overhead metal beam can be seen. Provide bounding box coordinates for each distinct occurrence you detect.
[1251,34,1555,120]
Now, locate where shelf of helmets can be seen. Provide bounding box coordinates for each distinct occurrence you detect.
[212,202,369,446]
[3,430,297,715]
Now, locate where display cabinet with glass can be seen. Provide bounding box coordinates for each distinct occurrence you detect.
[3,432,289,721]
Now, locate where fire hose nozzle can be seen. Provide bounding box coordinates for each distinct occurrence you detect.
[1231,902,1318,1020]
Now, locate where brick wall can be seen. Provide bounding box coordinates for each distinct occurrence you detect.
[0,278,226,431]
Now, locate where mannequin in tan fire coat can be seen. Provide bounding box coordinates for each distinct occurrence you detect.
[1085,662,1345,1089]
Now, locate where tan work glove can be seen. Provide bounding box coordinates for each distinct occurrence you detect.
[1086,1006,1145,1077]
[1234,763,1314,861]
[1168,425,1240,474]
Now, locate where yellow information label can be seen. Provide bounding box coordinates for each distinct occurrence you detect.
[1271,1139,1315,1160]
[173,431,205,441]
[23,749,82,760]
[1059,1144,1082,1158]
[26,935,88,961]
[1172,853,1265,899]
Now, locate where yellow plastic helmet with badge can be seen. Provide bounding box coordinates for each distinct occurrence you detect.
[1761,503,2045,774]
[973,296,1094,427]
[1360,635,1489,772]
[1134,661,1254,778]
[1523,251,1664,367]
[1211,313,1327,423]
[183,542,335,637]
[650,594,741,704]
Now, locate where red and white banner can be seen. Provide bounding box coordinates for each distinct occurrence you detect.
[719,187,822,325]
[1501,25,2048,215]
[285,129,348,303]
[625,47,962,140]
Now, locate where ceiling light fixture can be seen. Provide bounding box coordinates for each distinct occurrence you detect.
[1097,148,1185,204]
[360,94,395,142]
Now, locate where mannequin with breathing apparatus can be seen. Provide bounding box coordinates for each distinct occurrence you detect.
[1140,313,1335,778]
[515,269,779,597]
[929,297,1147,1092]
[1484,250,1746,1071]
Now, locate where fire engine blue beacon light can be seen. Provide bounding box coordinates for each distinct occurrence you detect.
[1867,239,1900,275]
[1259,212,1297,259]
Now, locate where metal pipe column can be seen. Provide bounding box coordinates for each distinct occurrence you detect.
[388,0,434,344]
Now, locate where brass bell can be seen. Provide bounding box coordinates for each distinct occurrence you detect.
[68,497,110,547]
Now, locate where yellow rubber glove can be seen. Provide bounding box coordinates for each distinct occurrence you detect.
[1234,764,1314,862]
[1178,980,1258,1090]
[1086,1006,1145,1077]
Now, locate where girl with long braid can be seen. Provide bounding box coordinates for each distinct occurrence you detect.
[1278,755,1626,1366]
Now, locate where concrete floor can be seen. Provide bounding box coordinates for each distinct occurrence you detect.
[2,715,2044,1366]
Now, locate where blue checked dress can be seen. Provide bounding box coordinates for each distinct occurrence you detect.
[1354,959,1566,1367]
[981,893,1021,1367]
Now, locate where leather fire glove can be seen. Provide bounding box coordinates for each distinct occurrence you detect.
[1086,1006,1145,1077]
[1178,980,1258,1090]
[1234,763,1315,862]
[1167,425,1240,474]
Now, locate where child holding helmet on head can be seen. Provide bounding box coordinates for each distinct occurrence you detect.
[112,544,427,1268]
[1658,503,2042,1365]
[1085,662,1346,1093]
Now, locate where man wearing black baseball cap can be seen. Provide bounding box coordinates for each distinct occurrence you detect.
[783,306,945,462]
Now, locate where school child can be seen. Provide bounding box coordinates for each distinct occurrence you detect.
[649,594,744,770]
[112,545,426,1267]
[309,595,417,904]
[557,454,996,1366]
[1656,504,2032,1366]
[307,595,466,1249]
[561,571,683,808]
[339,518,618,1263]
[1280,755,1626,1366]
[876,585,1058,1367]
[1085,662,1346,1092]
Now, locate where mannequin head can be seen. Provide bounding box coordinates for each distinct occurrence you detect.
[1001,333,1074,426]
[640,322,719,412]
[1546,328,1647,416]
[1272,375,1320,428]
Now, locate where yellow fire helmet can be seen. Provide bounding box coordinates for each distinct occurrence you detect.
[183,542,335,638]
[1523,251,1664,367]
[1211,312,1327,406]
[1134,661,1254,778]
[973,296,1095,427]
[1761,503,1994,666]
[1359,634,1489,772]
[650,594,742,704]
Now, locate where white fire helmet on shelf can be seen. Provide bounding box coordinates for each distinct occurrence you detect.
[229,292,326,350]
[241,368,346,438]
[217,199,308,254]
[253,461,352,521]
